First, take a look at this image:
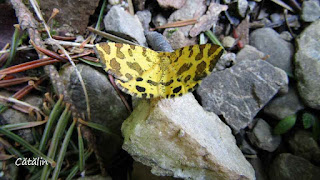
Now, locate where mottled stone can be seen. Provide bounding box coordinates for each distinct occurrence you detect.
[250,28,294,75]
[222,36,235,48]
[39,0,99,34]
[197,60,288,132]
[104,6,147,46]
[122,94,255,179]
[295,20,320,109]
[269,153,320,180]
[236,45,265,62]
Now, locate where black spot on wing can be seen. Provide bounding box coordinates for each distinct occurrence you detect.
[173,86,182,93]
[136,86,146,92]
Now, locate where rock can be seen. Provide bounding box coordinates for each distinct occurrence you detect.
[60,64,129,167]
[152,13,167,28]
[197,60,288,132]
[263,87,304,120]
[248,158,268,180]
[135,10,152,32]
[236,45,265,62]
[108,0,120,5]
[250,28,294,75]
[132,0,146,11]
[145,31,173,52]
[122,94,255,180]
[269,153,320,180]
[0,91,43,144]
[295,20,320,109]
[222,36,235,48]
[163,0,207,49]
[104,6,147,46]
[301,0,320,22]
[132,161,177,180]
[39,0,99,34]
[247,118,281,152]
[157,0,186,9]
[239,139,257,155]
[235,17,250,46]
[189,2,228,37]
[238,0,248,18]
[214,53,236,71]
[288,130,320,165]
[280,31,293,41]
[76,174,112,180]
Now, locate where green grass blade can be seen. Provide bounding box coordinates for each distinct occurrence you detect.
[66,150,93,180]
[2,24,20,69]
[77,126,84,172]
[204,30,224,49]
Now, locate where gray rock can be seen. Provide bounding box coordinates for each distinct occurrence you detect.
[152,13,167,28]
[248,158,268,180]
[239,139,257,155]
[122,94,255,180]
[0,91,43,143]
[135,10,152,32]
[236,45,265,62]
[145,31,173,52]
[250,28,294,75]
[301,0,320,22]
[132,161,177,180]
[60,64,129,167]
[288,130,320,165]
[295,20,320,109]
[157,0,186,9]
[238,0,248,18]
[39,0,99,34]
[222,36,235,48]
[164,28,197,49]
[104,6,147,46]
[280,31,293,42]
[263,87,304,120]
[247,119,281,152]
[269,153,320,180]
[214,52,236,71]
[197,60,288,132]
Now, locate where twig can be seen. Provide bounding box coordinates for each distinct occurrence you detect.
[284,9,295,38]
[127,0,134,15]
[150,18,198,31]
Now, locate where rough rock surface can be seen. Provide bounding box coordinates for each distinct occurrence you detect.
[269,153,320,180]
[263,87,304,120]
[236,45,265,62]
[104,6,147,46]
[39,0,99,34]
[247,119,281,152]
[248,158,268,180]
[288,130,320,165]
[294,20,320,109]
[157,0,186,9]
[60,64,129,166]
[0,91,42,143]
[136,10,152,31]
[250,28,294,75]
[197,60,288,131]
[122,94,255,180]
[238,0,248,18]
[301,0,320,22]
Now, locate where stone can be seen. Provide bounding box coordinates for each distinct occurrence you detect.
[60,64,129,167]
[250,28,294,76]
[295,20,320,109]
[189,2,228,37]
[248,158,268,180]
[145,31,173,52]
[247,119,281,152]
[152,13,167,28]
[235,16,250,46]
[104,6,147,46]
[301,0,320,22]
[238,0,248,18]
[222,36,235,48]
[280,31,293,41]
[263,87,304,120]
[132,0,146,11]
[122,94,255,180]
[164,28,197,50]
[135,10,152,32]
[214,53,236,71]
[39,0,99,34]
[0,91,43,144]
[288,130,320,165]
[157,0,186,9]
[197,60,288,132]
[269,153,320,180]
[236,45,265,62]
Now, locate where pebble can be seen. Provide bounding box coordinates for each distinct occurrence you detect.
[301,0,320,22]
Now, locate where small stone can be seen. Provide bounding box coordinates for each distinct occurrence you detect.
[269,153,320,180]
[247,119,281,152]
[280,31,293,41]
[104,5,147,46]
[263,87,304,120]
[132,0,146,11]
[222,36,235,48]
[270,13,282,23]
[197,60,288,132]
[164,28,197,49]
[295,20,320,109]
[122,94,255,179]
[152,13,167,28]
[236,45,265,62]
[145,31,173,52]
[135,10,152,31]
[214,53,236,71]
[108,0,120,5]
[301,0,320,22]
[288,130,320,165]
[238,0,248,18]
[250,28,294,75]
[157,0,186,9]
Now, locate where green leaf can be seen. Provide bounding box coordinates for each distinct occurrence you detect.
[274,114,297,135]
[302,112,315,129]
